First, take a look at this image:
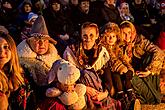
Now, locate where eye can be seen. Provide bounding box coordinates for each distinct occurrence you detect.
[90,34,94,39]
[3,45,9,49]
[59,67,62,70]
[82,34,87,40]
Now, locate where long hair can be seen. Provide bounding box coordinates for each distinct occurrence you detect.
[0,32,24,90]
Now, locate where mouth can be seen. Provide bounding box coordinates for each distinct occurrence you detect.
[39,48,45,50]
[0,57,5,59]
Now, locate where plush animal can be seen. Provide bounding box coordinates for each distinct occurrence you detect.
[46,59,86,109]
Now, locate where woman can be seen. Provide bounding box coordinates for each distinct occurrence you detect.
[63,22,120,109]
[0,31,32,109]
[120,21,164,104]
[17,15,61,105]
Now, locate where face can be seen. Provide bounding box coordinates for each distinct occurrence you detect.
[121,6,129,14]
[0,37,11,67]
[24,4,32,13]
[81,27,98,50]
[106,0,115,5]
[35,1,42,9]
[104,32,117,46]
[2,1,12,9]
[70,0,78,5]
[30,38,49,55]
[52,3,60,12]
[80,1,89,13]
[121,27,132,43]
[29,18,37,25]
[135,0,142,4]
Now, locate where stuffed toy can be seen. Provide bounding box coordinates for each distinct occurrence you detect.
[46,59,86,109]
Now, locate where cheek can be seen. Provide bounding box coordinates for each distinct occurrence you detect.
[44,43,49,50]
[31,42,39,52]
[8,51,11,59]
[113,37,117,42]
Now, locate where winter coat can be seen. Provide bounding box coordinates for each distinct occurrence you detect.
[131,34,164,74]
[17,40,61,86]
[102,42,133,74]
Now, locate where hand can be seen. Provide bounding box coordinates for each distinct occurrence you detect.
[59,34,69,40]
[46,87,62,97]
[136,71,151,77]
[91,90,108,101]
[86,86,98,97]
[120,67,128,75]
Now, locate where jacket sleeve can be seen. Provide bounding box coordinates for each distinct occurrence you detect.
[108,52,128,74]
[136,35,164,74]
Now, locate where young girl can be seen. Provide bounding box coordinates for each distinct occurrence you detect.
[101,22,135,110]
[0,31,33,109]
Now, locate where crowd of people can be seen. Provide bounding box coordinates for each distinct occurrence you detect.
[0,0,165,110]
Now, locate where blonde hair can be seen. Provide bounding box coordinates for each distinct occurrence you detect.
[0,32,24,90]
[102,22,122,44]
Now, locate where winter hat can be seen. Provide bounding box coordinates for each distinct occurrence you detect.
[160,1,165,9]
[28,12,38,22]
[29,15,57,44]
[49,0,61,4]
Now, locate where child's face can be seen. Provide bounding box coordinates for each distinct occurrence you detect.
[0,37,11,68]
[121,27,132,43]
[105,32,117,46]
[28,18,37,26]
[81,27,98,50]
[24,4,32,13]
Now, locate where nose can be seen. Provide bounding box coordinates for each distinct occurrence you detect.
[38,40,44,46]
[109,36,113,40]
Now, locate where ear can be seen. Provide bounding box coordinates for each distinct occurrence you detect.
[96,27,99,40]
[47,68,56,84]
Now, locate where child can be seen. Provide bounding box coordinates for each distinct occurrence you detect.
[21,12,38,41]
[101,22,135,110]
